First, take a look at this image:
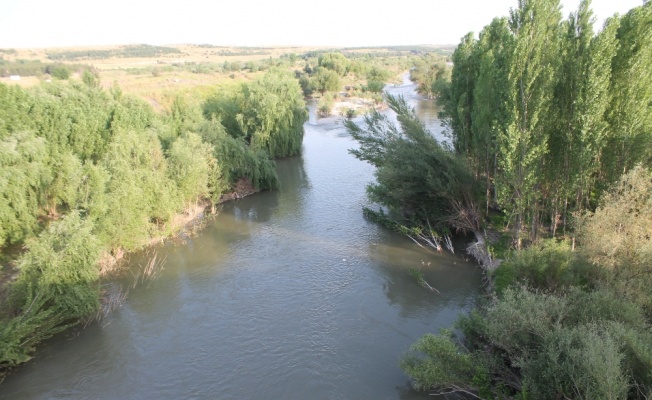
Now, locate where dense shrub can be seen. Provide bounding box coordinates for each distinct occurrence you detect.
[403,287,652,399]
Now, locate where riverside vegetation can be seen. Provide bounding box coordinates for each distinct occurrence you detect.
[345,0,651,398]
[0,67,307,375]
[0,46,448,377]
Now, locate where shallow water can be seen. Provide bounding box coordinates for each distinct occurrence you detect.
[0,75,481,400]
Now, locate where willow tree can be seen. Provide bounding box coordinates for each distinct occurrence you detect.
[2,212,101,369]
[98,129,178,251]
[347,95,483,238]
[167,131,226,206]
[0,131,48,247]
[237,68,308,158]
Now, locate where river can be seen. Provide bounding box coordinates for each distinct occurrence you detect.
[0,75,482,399]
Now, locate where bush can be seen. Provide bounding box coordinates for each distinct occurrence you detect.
[492,239,598,294]
[317,95,334,117]
[403,286,652,398]
[576,166,652,315]
[341,107,356,119]
[365,80,385,93]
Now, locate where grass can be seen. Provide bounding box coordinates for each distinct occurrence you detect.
[1,43,450,105]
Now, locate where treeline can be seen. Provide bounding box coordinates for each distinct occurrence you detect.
[46,44,182,61]
[296,51,416,117]
[409,53,451,99]
[366,0,652,398]
[0,68,306,372]
[443,0,652,246]
[0,58,94,79]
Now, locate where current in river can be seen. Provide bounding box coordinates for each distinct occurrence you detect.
[0,75,482,400]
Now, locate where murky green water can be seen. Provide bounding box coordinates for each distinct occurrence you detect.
[0,75,482,400]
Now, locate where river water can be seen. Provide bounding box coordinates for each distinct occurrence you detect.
[0,75,481,399]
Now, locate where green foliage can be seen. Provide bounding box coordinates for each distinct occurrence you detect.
[167,132,226,204]
[408,166,652,398]
[317,52,350,76]
[410,55,451,99]
[237,68,308,158]
[442,0,652,241]
[317,95,334,117]
[198,121,279,191]
[46,44,182,61]
[297,72,314,96]
[0,73,305,373]
[366,65,391,83]
[312,67,341,95]
[202,84,244,139]
[405,287,652,398]
[576,165,652,314]
[98,129,178,251]
[203,69,307,158]
[82,68,99,88]
[493,239,597,294]
[347,95,482,234]
[48,64,71,80]
[605,3,652,183]
[401,330,483,392]
[1,212,101,369]
[364,80,385,94]
[0,131,48,246]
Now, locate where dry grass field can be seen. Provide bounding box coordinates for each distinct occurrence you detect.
[0,43,448,111]
[0,44,323,109]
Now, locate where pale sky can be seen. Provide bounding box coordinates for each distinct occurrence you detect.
[0,0,644,48]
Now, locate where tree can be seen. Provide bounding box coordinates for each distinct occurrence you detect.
[497,0,562,247]
[346,95,483,237]
[167,132,225,205]
[2,212,101,369]
[312,67,341,96]
[604,2,652,183]
[98,129,177,251]
[317,52,350,76]
[445,32,477,158]
[547,2,619,235]
[467,17,513,212]
[236,68,308,158]
[0,131,48,247]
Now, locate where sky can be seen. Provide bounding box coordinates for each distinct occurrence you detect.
[0,0,645,48]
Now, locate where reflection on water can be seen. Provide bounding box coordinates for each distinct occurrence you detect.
[0,74,481,400]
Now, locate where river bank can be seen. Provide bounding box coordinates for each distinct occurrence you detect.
[0,75,482,400]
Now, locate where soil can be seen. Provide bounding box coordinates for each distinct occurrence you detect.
[218,178,257,203]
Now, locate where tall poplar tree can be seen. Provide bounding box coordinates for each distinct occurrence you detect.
[548,0,620,235]
[470,17,513,211]
[498,0,562,246]
[605,2,652,183]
